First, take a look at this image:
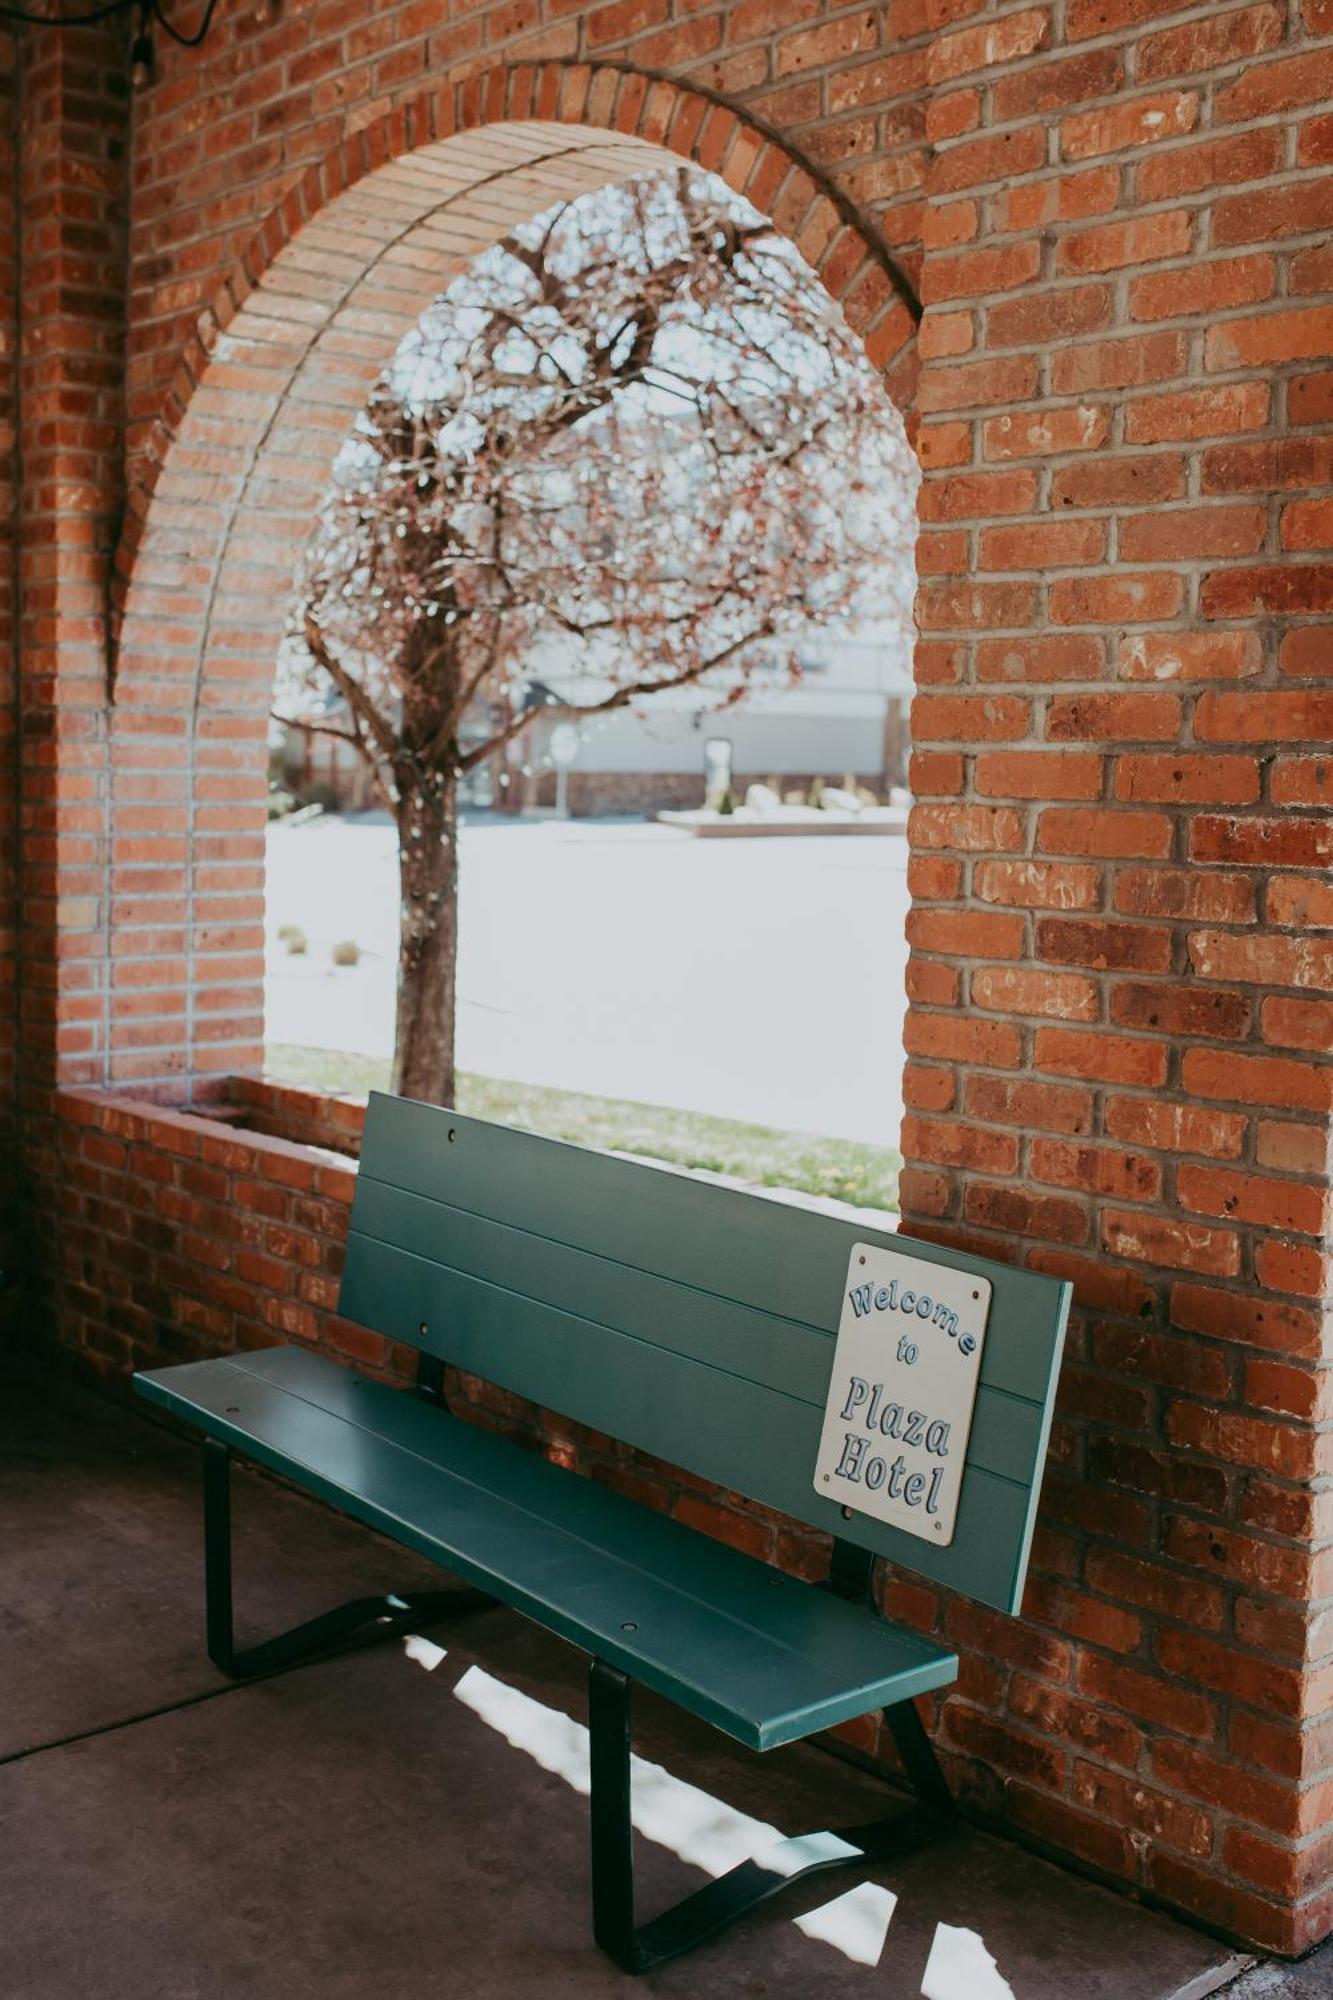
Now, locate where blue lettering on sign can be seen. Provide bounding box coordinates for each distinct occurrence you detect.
[845,1275,962,1342]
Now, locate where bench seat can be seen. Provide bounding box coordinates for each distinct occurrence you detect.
[138,1343,958,1751]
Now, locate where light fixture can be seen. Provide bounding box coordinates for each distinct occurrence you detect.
[129,3,153,87]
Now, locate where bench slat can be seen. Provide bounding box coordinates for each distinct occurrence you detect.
[340,1097,1070,1614]
[135,1346,957,1750]
[360,1095,1065,1403]
[341,1232,1047,1493]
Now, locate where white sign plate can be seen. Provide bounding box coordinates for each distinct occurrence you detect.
[813,1242,992,1547]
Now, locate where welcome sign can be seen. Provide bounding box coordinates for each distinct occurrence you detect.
[813,1242,992,1547]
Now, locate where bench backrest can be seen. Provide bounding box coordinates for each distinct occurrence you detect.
[340,1094,1070,1616]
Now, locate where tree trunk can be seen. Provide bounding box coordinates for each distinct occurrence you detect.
[392,774,460,1106]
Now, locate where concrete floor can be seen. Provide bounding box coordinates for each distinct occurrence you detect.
[2,1353,1326,2000]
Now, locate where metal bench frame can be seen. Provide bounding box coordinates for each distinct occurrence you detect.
[202,1427,956,1974]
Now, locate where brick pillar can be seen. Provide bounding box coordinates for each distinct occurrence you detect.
[904,0,1333,1954]
[15,20,129,1290]
[0,28,17,1308]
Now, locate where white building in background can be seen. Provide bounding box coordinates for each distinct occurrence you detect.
[482,613,913,817]
[281,615,914,817]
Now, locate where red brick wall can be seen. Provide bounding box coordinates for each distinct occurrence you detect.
[0,29,16,1308]
[903,0,1333,1952]
[10,0,1333,1958]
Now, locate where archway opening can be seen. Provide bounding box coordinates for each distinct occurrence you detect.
[255,155,918,1212]
[107,96,918,1211]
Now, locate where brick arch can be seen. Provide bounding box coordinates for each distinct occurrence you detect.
[105,65,920,1095]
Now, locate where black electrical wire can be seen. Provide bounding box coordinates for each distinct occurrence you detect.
[151,0,218,47]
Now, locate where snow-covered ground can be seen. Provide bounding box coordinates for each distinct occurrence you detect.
[265,815,910,1147]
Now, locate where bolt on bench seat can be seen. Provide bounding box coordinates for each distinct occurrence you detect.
[137,1344,958,1748]
[134,1093,1070,1972]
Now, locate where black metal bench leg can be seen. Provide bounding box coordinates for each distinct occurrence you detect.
[589,1660,639,1967]
[586,1659,958,1975]
[202,1437,491,1681]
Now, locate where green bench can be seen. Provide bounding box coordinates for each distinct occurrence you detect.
[135,1093,1070,1972]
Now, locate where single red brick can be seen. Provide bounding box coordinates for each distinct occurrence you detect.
[1122,505,1266,561]
[909,803,1027,851]
[1178,1165,1328,1236]
[1110,981,1253,1042]
[980,517,1106,569]
[1183,1047,1333,1115]
[912,692,1031,740]
[1268,875,1333,928]
[928,6,1049,82]
[1104,1208,1240,1278]
[994,43,1123,119]
[906,957,962,1007]
[1279,629,1332,678]
[1263,996,1333,1053]
[976,751,1103,801]
[1038,807,1173,859]
[1213,176,1333,251]
[904,1063,956,1113]
[920,352,1043,417]
[973,858,1102,910]
[971,966,1099,1020]
[1139,3,1283,82]
[1052,452,1185,509]
[924,239,1042,304]
[1113,867,1255,924]
[1255,1119,1330,1175]
[1061,90,1199,162]
[1190,816,1333,867]
[1051,330,1187,394]
[1114,755,1260,807]
[903,1012,1023,1066]
[1036,1027,1168,1087]
[1058,210,1192,277]
[1039,917,1173,973]
[1050,572,1184,624]
[1000,166,1121,232]
[977,633,1106,683]
[1138,127,1283,202]
[1207,307,1333,374]
[989,281,1114,349]
[1031,1138,1160,1202]
[1072,1760,1213,1859]
[965,1073,1096,1136]
[900,1115,1022,1174]
[1283,499,1333,551]
[1216,47,1333,121]
[1171,1282,1322,1356]
[1117,630,1262,681]
[1291,370,1333,425]
[907,906,1027,958]
[983,404,1109,461]
[1091,1321,1233,1400]
[916,578,1037,629]
[965,1182,1090,1245]
[1077,1650,1216,1741]
[1255,1238,1327,1298]
[1046,692,1180,742]
[932,124,1048,197]
[1272,759,1333,807]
